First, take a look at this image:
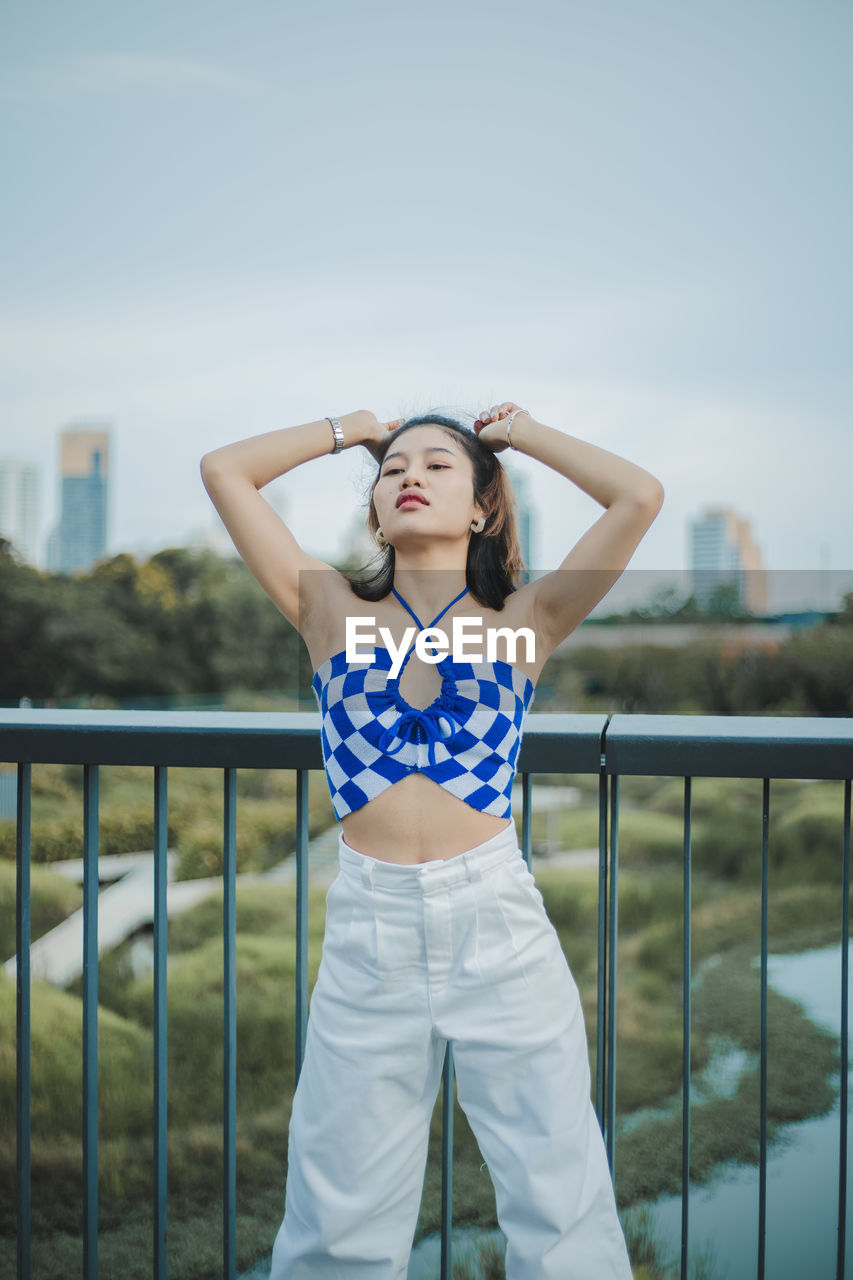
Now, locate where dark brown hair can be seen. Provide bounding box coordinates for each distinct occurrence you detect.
[346,413,525,611]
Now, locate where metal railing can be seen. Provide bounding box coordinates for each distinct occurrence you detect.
[2,708,852,1280]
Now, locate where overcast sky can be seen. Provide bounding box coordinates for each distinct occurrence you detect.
[2,0,851,609]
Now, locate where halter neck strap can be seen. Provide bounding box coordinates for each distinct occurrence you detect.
[391,584,469,631]
[389,586,468,670]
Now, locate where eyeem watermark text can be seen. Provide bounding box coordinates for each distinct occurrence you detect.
[346,616,535,678]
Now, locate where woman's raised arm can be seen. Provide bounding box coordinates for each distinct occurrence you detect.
[199,410,397,632]
[475,403,664,653]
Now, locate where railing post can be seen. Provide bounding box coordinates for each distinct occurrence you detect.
[223,768,237,1280]
[83,764,99,1280]
[521,771,532,870]
[758,777,770,1280]
[838,778,851,1280]
[153,766,168,1280]
[16,761,32,1280]
[295,769,310,1081]
[681,777,692,1280]
[605,773,619,1173]
[596,745,609,1130]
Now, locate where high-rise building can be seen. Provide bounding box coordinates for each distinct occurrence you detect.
[48,423,111,574]
[0,458,40,564]
[689,506,767,613]
[503,464,534,575]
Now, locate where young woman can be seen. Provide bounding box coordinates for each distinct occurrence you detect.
[200,402,663,1279]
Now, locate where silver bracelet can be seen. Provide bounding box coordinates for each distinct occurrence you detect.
[327,416,345,454]
[505,409,528,450]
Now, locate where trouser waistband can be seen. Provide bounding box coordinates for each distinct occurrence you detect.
[338,819,521,892]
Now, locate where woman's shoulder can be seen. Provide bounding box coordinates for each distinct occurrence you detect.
[482,584,537,632]
[302,576,400,672]
[448,586,540,686]
[300,569,360,643]
[471,586,551,684]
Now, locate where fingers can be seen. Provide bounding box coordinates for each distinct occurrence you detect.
[476,402,519,425]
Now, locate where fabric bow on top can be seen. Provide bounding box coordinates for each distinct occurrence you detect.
[365,584,475,767]
[366,684,469,768]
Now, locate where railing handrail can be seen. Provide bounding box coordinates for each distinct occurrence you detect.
[605,712,853,778]
[2,708,852,777]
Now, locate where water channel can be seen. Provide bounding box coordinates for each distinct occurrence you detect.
[642,944,851,1280]
[407,944,851,1280]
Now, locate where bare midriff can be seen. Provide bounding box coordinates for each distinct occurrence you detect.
[340,774,514,863]
[306,582,539,864]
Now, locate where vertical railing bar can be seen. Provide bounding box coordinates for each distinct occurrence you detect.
[837,777,851,1280]
[294,769,310,1081]
[223,768,237,1280]
[606,773,619,1173]
[153,766,168,1280]
[521,771,532,870]
[596,749,609,1129]
[758,777,770,1280]
[83,763,99,1280]
[681,777,692,1280]
[16,762,32,1280]
[440,1045,454,1280]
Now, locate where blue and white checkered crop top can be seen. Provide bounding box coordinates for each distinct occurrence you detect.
[312,586,535,821]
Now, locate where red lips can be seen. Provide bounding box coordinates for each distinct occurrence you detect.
[396,492,428,508]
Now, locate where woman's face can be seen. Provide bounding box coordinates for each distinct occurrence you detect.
[372,426,485,546]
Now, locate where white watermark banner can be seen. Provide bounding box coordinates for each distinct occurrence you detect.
[344,616,536,677]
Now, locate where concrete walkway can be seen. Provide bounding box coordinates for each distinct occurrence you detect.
[3,826,345,988]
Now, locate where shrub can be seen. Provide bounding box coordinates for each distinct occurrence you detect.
[167,882,328,954]
[119,933,305,1122]
[0,809,178,865]
[0,862,82,959]
[770,787,850,884]
[0,974,151,1142]
[614,810,687,866]
[554,806,687,867]
[174,797,333,881]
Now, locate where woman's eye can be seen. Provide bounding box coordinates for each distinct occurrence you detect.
[382,464,448,476]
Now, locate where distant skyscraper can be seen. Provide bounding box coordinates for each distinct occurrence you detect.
[504,465,535,575]
[0,458,40,564]
[689,506,767,613]
[48,423,111,573]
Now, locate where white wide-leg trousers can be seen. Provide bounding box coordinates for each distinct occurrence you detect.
[269,820,631,1280]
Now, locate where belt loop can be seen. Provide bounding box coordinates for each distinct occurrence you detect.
[463,851,483,882]
[361,860,375,890]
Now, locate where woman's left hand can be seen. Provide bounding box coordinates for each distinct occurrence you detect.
[473,402,529,453]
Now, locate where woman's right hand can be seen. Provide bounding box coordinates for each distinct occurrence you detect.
[348,411,406,461]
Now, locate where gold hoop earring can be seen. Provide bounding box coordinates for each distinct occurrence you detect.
[470,517,486,534]
[376,528,388,546]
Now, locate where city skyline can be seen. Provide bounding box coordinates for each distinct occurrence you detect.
[1,403,848,587]
[0,427,776,588]
[3,423,850,617]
